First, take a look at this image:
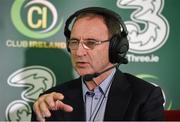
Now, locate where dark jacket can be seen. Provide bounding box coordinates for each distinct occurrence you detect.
[31,70,165,121]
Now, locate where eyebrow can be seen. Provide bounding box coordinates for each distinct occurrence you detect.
[70,37,79,41]
[70,37,98,41]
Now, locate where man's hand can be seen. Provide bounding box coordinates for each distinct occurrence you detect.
[33,92,73,122]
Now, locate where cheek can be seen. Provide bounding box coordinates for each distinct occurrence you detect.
[91,46,109,65]
[101,49,109,62]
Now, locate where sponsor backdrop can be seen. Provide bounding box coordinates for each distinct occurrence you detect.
[0,0,179,121]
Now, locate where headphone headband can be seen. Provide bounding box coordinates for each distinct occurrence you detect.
[64,7,128,39]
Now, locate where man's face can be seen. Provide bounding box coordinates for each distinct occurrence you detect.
[69,16,113,76]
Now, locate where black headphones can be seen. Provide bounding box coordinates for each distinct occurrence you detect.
[64,7,129,64]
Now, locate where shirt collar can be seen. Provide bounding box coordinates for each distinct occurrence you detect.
[82,68,116,100]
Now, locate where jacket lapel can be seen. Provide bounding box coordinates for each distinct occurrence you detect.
[63,78,85,120]
[104,70,132,120]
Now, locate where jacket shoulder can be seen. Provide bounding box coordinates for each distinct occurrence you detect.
[41,78,81,95]
[122,72,163,100]
[123,72,157,90]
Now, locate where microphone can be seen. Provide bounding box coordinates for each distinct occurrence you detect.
[83,63,119,81]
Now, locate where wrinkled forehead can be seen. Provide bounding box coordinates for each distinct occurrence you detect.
[71,16,109,40]
[72,12,111,37]
[73,12,106,26]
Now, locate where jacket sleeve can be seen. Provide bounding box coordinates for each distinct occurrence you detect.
[31,105,38,121]
[140,86,165,120]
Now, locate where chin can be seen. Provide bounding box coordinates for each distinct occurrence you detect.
[77,70,93,76]
[78,72,89,76]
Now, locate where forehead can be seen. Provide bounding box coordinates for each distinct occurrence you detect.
[71,16,109,39]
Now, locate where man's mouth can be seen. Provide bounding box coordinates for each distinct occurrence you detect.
[76,61,89,67]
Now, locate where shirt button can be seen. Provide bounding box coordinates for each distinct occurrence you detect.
[95,97,99,100]
[86,92,95,97]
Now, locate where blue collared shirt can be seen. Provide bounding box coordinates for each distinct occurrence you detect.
[82,68,116,121]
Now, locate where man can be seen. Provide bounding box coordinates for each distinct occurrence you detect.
[31,7,165,121]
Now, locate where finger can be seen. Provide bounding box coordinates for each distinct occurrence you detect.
[52,92,64,100]
[39,119,45,122]
[39,99,51,117]
[56,100,73,112]
[39,117,45,122]
[33,101,45,121]
[45,92,64,110]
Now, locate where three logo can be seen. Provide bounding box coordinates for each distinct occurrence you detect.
[6,66,56,121]
[117,0,169,54]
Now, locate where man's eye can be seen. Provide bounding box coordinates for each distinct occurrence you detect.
[70,40,78,44]
[85,41,96,46]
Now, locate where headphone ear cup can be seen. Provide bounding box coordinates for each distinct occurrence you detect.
[109,34,129,64]
[64,26,71,52]
[66,41,71,52]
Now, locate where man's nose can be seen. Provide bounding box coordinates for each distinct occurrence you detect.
[76,41,87,56]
